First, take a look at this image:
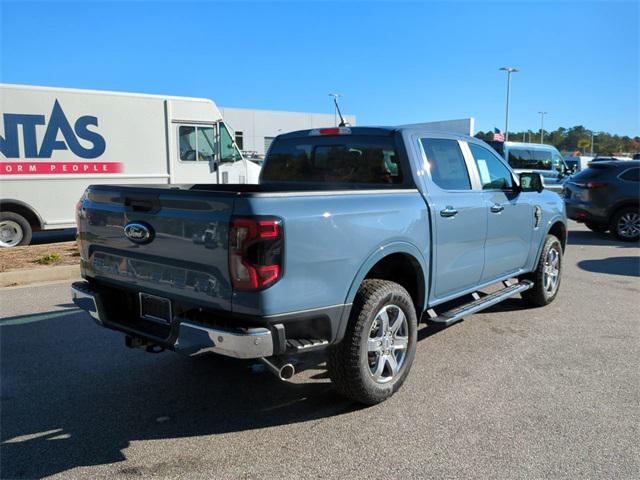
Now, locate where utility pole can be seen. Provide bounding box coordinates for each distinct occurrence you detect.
[538,111,548,143]
[499,67,519,142]
[328,93,342,127]
[590,131,595,156]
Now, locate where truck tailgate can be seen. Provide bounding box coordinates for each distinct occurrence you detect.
[78,185,235,312]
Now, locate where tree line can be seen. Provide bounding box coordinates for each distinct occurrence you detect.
[475,125,640,156]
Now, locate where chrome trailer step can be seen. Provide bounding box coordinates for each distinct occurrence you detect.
[427,280,533,326]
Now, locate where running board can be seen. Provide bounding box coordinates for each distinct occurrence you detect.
[427,280,534,326]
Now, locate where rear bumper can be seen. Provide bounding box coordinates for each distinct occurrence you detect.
[71,281,274,359]
[71,280,349,358]
[565,201,608,224]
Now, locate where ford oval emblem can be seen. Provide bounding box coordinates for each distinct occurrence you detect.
[124,222,154,244]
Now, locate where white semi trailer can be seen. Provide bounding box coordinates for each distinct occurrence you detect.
[0,84,261,246]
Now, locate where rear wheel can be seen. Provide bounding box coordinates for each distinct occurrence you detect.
[0,212,32,247]
[585,222,608,233]
[521,235,562,307]
[328,279,417,405]
[610,207,640,242]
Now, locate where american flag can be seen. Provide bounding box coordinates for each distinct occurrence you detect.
[493,128,505,142]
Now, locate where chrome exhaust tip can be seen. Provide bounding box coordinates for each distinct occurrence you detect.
[260,357,295,381]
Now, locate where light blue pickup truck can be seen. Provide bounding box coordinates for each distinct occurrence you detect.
[72,126,567,405]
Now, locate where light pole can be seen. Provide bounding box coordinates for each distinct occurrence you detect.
[590,131,595,156]
[328,93,342,127]
[538,111,548,143]
[499,67,519,142]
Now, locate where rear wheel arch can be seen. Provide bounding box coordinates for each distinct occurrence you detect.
[0,200,43,231]
[609,200,640,220]
[345,243,428,316]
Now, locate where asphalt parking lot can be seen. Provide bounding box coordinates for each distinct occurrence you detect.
[1,221,638,479]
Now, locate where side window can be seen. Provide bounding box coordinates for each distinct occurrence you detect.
[219,123,242,163]
[552,153,566,172]
[197,127,215,162]
[620,168,640,182]
[532,150,553,170]
[508,148,534,169]
[420,138,471,190]
[179,126,197,161]
[179,125,216,162]
[469,143,514,190]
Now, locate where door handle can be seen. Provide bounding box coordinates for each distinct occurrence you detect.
[490,204,505,213]
[440,206,458,218]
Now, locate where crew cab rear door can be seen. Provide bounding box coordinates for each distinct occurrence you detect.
[417,135,487,303]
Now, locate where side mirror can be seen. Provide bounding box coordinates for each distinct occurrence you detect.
[519,172,544,193]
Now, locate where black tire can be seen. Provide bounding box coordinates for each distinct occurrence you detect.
[609,207,640,242]
[0,212,32,247]
[520,235,562,307]
[328,279,417,405]
[585,222,608,233]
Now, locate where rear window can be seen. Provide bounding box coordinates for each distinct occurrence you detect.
[261,135,404,186]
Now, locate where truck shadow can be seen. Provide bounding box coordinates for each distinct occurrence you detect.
[567,230,639,248]
[577,256,640,278]
[0,311,359,478]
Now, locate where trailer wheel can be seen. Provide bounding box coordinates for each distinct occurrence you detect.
[0,212,32,247]
[328,279,417,405]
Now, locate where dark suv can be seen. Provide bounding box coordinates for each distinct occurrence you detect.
[563,160,640,241]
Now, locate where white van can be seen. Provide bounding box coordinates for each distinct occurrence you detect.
[0,84,261,246]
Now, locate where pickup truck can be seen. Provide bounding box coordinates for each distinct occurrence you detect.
[72,126,567,405]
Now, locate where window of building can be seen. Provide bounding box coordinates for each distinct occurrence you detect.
[470,143,514,190]
[179,126,216,162]
[235,131,244,151]
[264,137,275,153]
[420,138,471,190]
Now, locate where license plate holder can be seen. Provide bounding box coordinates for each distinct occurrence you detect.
[139,293,172,324]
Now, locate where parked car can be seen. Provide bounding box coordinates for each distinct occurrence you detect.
[487,141,571,192]
[72,126,567,405]
[563,160,640,241]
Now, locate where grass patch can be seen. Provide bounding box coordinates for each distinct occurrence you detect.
[36,253,62,265]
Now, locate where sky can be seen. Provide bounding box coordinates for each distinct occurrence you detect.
[1,0,638,136]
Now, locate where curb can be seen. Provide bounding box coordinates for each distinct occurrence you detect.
[0,265,81,288]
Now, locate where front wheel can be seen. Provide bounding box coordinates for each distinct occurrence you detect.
[328,279,417,405]
[520,235,563,307]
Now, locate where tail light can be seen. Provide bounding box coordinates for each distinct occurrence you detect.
[229,217,283,290]
[575,181,608,189]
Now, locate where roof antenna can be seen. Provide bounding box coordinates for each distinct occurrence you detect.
[329,93,349,127]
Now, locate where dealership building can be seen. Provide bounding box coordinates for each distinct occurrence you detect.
[219,107,356,157]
